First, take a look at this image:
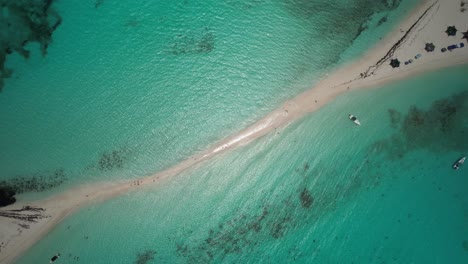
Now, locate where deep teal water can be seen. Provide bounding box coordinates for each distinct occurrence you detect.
[16,65,468,263]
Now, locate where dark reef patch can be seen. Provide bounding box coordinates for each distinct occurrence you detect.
[270,216,291,239]
[169,27,215,55]
[0,168,66,195]
[354,23,369,42]
[388,108,402,128]
[295,162,311,177]
[134,250,156,264]
[372,91,468,159]
[171,92,466,262]
[386,0,402,9]
[95,0,104,9]
[170,92,468,261]
[173,160,376,262]
[0,0,62,91]
[224,0,266,11]
[377,15,388,27]
[176,206,271,262]
[97,149,128,171]
[299,188,313,209]
[124,19,139,28]
[280,0,404,66]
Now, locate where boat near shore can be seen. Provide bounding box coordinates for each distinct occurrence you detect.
[50,253,60,263]
[452,156,466,170]
[348,114,361,126]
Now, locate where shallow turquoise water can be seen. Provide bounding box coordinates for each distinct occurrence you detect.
[0,0,419,201]
[16,65,468,263]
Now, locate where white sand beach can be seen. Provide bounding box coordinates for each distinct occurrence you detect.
[1,0,467,262]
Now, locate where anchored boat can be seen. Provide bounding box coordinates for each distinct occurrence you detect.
[348,114,361,126]
[452,156,466,170]
[50,253,60,263]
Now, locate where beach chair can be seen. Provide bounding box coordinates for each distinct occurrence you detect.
[447,44,458,51]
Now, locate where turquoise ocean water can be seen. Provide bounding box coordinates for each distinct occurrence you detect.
[2,0,468,263]
[0,0,418,200]
[16,65,468,263]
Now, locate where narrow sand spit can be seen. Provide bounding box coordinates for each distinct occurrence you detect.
[1,0,467,262]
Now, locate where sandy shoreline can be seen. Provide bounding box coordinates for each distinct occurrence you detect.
[1,0,468,262]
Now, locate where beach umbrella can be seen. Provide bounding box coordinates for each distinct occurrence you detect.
[445,26,457,36]
[424,43,435,52]
[390,59,400,68]
[462,30,468,42]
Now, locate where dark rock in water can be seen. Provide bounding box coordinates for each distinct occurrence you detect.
[0,0,62,91]
[300,188,313,209]
[0,186,16,207]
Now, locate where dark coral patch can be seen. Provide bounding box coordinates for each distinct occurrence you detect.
[225,0,266,11]
[197,31,214,53]
[300,188,313,209]
[270,216,291,239]
[134,250,156,264]
[402,92,467,151]
[0,0,62,91]
[372,91,468,159]
[95,0,104,9]
[280,0,403,65]
[176,206,270,262]
[169,28,215,55]
[388,108,402,128]
[377,15,388,27]
[97,149,128,171]
[0,168,66,195]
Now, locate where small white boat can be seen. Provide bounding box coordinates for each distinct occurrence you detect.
[50,253,60,263]
[348,114,361,126]
[452,156,466,170]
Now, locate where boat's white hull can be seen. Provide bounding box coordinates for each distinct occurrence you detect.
[453,156,466,170]
[348,115,361,126]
